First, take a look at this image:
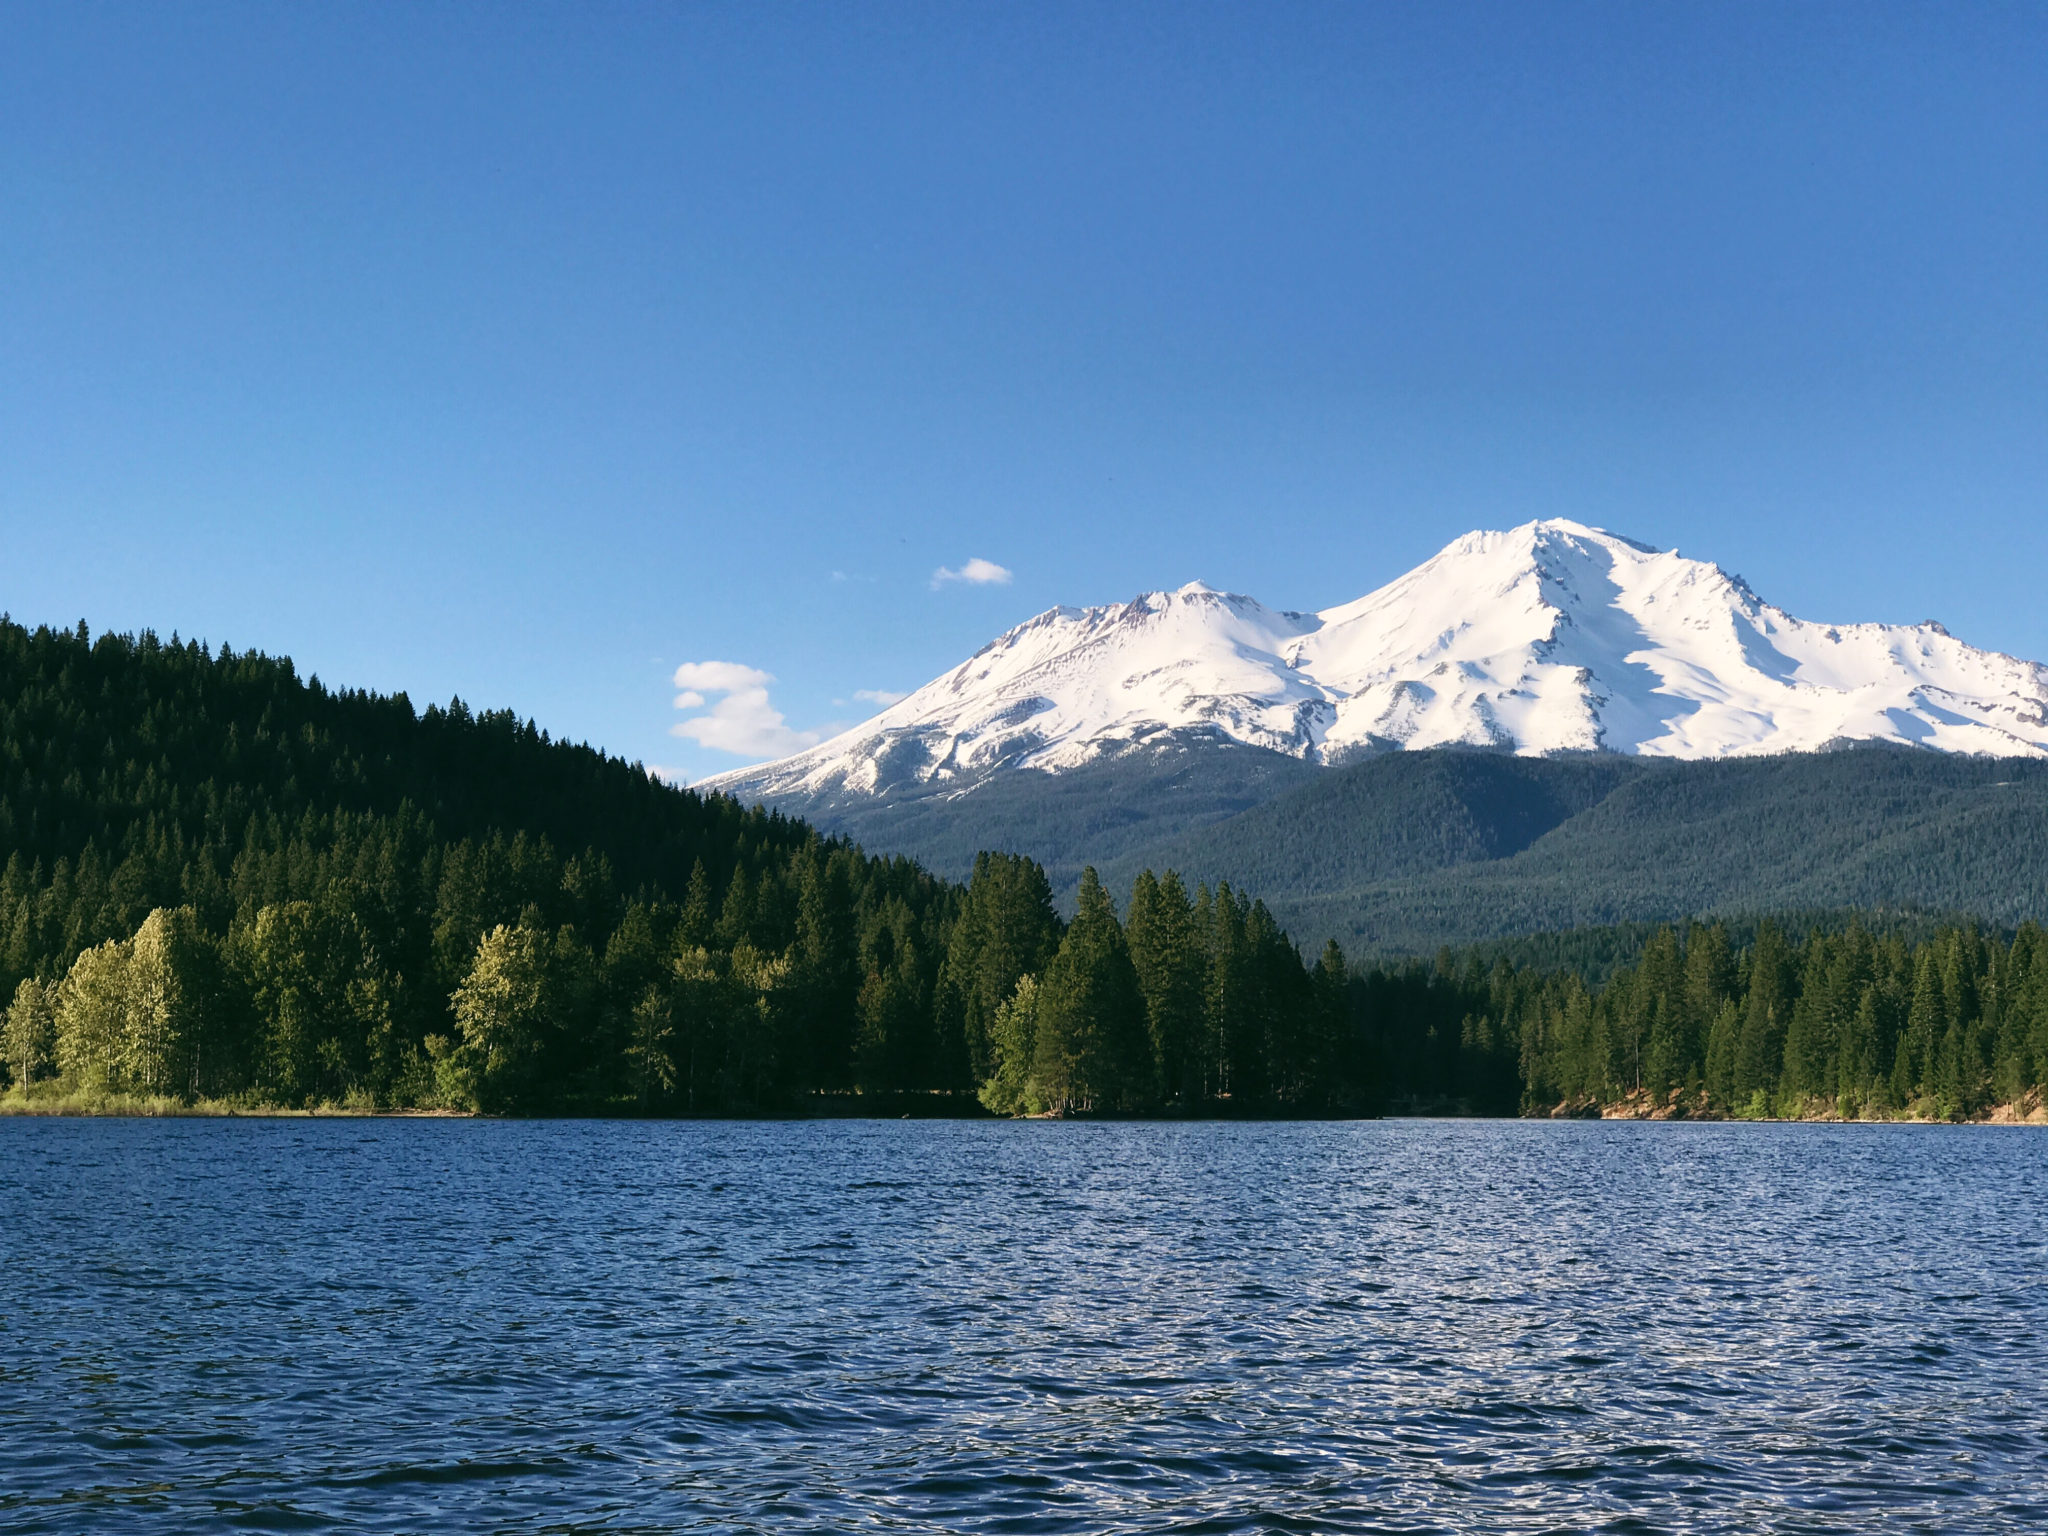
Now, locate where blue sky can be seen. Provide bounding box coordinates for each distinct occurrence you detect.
[4,3,2043,781]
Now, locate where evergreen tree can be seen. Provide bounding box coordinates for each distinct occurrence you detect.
[1311,939,1353,1111]
[1894,945,1944,1108]
[979,975,1042,1116]
[855,935,927,1093]
[714,865,754,950]
[1780,939,1836,1108]
[936,853,1060,1088]
[679,859,716,948]
[1205,884,1261,1106]
[1125,869,1206,1108]
[1703,997,1740,1111]
[792,847,858,1090]
[1733,923,1791,1112]
[1838,986,1883,1113]
[1636,926,1685,1101]
[1030,869,1150,1113]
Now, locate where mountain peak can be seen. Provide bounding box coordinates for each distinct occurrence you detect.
[702,524,2048,801]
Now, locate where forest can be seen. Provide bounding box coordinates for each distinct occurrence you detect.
[785,736,2048,952]
[3,617,2046,1120]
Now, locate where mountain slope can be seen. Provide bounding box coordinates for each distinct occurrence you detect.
[701,520,2048,932]
[781,738,1320,888]
[708,519,2048,819]
[1130,748,2048,956]
[1294,521,2048,759]
[1091,750,1651,902]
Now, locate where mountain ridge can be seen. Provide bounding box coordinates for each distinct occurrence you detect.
[706,519,2048,809]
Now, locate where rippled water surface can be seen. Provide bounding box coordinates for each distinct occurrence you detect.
[3,1119,2045,1533]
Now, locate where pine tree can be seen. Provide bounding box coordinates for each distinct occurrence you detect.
[1031,869,1149,1113]
[1312,939,1353,1110]
[626,983,676,1108]
[1125,869,1205,1108]
[1635,926,1685,1101]
[855,938,927,1094]
[1704,998,1740,1111]
[938,853,1060,1089]
[714,865,754,949]
[1682,923,1736,1044]
[680,859,716,949]
[979,975,1041,1116]
[1733,923,1790,1113]
[1780,940,1835,1109]
[1838,985,1882,1114]
[1895,945,1943,1109]
[1205,884,1259,1106]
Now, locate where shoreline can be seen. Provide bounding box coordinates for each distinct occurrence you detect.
[5,1096,2043,1125]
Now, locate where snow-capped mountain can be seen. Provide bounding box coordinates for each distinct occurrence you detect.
[704,519,2048,803]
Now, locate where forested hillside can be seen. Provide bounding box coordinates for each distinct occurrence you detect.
[1098,748,2048,953]
[3,618,2045,1121]
[743,744,2048,956]
[1095,749,1644,901]
[0,619,958,1112]
[765,738,1320,886]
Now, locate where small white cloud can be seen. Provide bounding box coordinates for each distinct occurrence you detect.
[669,660,824,760]
[931,557,1013,589]
[673,660,773,691]
[854,688,910,707]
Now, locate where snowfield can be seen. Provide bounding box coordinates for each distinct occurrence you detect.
[703,520,2048,801]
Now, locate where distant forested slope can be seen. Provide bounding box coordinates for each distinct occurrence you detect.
[772,738,1320,886]
[1092,750,1648,903]
[1182,750,2048,955]
[755,744,2048,956]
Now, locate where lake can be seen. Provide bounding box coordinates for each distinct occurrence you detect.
[2,1118,2043,1533]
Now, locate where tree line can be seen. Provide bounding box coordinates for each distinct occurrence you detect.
[916,860,2048,1121]
[1494,918,2048,1120]
[7,835,2047,1120]
[2,616,2045,1119]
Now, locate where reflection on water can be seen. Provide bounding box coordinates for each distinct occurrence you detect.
[2,1118,2043,1533]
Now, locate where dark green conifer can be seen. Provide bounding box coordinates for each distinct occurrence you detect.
[1125,869,1205,1108]
[1030,869,1149,1113]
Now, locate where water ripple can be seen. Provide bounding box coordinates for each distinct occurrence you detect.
[2,1119,2044,1533]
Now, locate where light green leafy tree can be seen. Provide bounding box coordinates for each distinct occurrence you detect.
[4,977,57,1094]
[448,923,554,1112]
[126,906,208,1098]
[446,922,594,1112]
[55,938,136,1095]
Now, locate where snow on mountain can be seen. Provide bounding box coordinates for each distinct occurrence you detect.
[703,520,2048,801]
